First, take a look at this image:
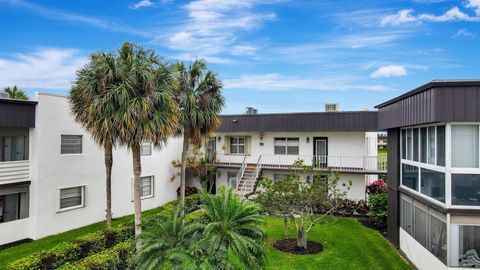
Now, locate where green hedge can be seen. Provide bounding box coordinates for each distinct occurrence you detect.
[6,224,133,270]
[58,241,134,270]
[7,194,204,270]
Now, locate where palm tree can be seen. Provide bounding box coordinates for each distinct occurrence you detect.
[113,43,179,246]
[69,52,118,228]
[3,86,28,100]
[198,186,266,269]
[173,60,224,203]
[136,203,206,269]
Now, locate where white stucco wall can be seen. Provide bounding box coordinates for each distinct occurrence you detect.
[0,218,30,245]
[216,168,368,201]
[216,131,372,161]
[400,228,447,270]
[27,93,182,240]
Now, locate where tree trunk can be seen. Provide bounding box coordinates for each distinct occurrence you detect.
[180,135,188,203]
[104,144,113,228]
[132,143,142,250]
[296,222,308,249]
[283,215,289,239]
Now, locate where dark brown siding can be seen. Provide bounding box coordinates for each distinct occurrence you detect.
[387,128,400,247]
[0,100,37,128]
[218,111,378,132]
[378,85,480,130]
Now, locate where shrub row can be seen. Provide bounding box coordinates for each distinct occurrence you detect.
[333,199,370,216]
[7,194,205,270]
[7,225,134,270]
[58,241,134,270]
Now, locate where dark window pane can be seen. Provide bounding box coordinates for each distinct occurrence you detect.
[458,225,480,266]
[452,174,480,206]
[428,127,435,164]
[407,129,413,160]
[402,129,407,159]
[400,198,413,235]
[61,135,82,154]
[428,214,447,264]
[414,205,427,247]
[420,168,445,203]
[436,126,445,166]
[421,127,427,163]
[413,129,419,162]
[402,164,419,191]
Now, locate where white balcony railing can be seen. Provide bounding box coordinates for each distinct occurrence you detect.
[0,160,30,183]
[216,154,387,173]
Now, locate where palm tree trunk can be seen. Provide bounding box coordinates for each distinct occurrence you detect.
[132,143,142,250]
[104,144,113,228]
[180,135,188,203]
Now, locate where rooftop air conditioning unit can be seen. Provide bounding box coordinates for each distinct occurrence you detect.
[325,103,339,112]
[246,107,258,115]
[0,92,10,99]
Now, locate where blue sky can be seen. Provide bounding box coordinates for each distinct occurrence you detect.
[0,0,479,113]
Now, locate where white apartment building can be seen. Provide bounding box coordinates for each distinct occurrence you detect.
[0,93,182,246]
[208,108,385,200]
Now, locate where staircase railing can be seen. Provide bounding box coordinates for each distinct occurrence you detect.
[238,155,263,195]
[249,155,263,191]
[235,155,247,191]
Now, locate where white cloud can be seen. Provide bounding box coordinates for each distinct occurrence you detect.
[381,9,417,26]
[159,0,276,59]
[0,48,87,89]
[4,0,148,36]
[224,73,391,92]
[453,28,475,38]
[130,0,153,9]
[381,2,480,26]
[370,65,407,78]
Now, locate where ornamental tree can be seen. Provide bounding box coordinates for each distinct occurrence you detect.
[256,159,350,249]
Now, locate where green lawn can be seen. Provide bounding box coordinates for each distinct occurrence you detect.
[0,212,412,270]
[263,216,413,270]
[0,207,163,270]
[378,148,388,158]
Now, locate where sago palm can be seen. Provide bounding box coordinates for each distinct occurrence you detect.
[4,85,28,100]
[112,42,179,245]
[136,203,202,270]
[173,59,224,202]
[69,52,118,227]
[199,186,266,269]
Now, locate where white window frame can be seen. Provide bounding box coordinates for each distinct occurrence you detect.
[229,136,245,155]
[60,135,83,155]
[56,185,86,212]
[449,123,480,210]
[140,142,152,156]
[274,137,300,155]
[140,176,154,199]
[400,124,447,208]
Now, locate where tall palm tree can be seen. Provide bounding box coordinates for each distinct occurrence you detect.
[198,186,266,269]
[3,86,28,100]
[69,52,118,228]
[173,59,224,203]
[113,43,179,245]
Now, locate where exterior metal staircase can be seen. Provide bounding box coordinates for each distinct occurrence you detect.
[236,156,262,197]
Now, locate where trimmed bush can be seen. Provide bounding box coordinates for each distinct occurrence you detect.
[368,193,388,228]
[7,195,205,270]
[58,241,134,270]
[366,179,387,195]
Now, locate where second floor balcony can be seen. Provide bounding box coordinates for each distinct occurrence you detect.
[216,154,387,174]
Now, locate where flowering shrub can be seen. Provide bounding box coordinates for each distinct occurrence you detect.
[366,179,387,194]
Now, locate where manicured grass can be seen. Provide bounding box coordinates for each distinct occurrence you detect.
[0,207,163,270]
[378,148,388,158]
[263,216,413,270]
[1,209,412,270]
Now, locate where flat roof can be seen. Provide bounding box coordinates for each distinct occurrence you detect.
[218,110,378,132]
[375,80,480,108]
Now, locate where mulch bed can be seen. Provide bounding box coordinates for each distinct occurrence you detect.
[357,216,387,236]
[272,239,323,255]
